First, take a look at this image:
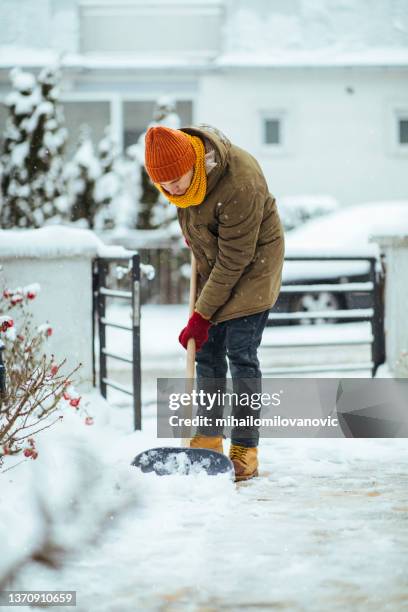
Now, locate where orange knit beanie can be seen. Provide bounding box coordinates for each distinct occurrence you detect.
[144,126,196,183]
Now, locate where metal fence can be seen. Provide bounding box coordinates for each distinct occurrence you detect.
[93,253,142,429]
[92,250,385,428]
[138,247,190,304]
[265,255,385,377]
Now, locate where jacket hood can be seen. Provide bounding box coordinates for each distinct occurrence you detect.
[180,124,231,196]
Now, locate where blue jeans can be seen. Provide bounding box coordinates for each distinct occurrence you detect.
[195,308,270,448]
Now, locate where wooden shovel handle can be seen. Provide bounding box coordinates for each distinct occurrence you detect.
[186,253,197,379]
[182,252,197,446]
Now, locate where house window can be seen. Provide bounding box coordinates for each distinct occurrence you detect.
[399,118,408,145]
[385,104,408,156]
[264,118,281,145]
[261,111,288,153]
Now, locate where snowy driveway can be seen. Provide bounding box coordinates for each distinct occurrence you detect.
[9,306,406,612]
[34,427,408,612]
[85,306,405,611]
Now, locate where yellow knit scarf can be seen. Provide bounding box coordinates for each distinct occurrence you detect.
[155,134,207,208]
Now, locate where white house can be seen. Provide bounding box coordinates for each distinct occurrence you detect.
[0,0,407,206]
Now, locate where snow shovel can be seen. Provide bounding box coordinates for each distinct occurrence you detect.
[131,252,234,478]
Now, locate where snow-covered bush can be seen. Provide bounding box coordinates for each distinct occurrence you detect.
[65,125,140,230]
[93,126,120,229]
[0,280,81,468]
[0,412,140,592]
[0,271,140,593]
[113,144,141,230]
[64,125,100,228]
[0,66,68,229]
[134,96,181,230]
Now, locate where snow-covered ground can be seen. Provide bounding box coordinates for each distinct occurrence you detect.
[5,400,408,611]
[2,304,407,612]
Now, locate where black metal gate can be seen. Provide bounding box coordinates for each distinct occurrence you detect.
[92,253,142,430]
[266,255,385,377]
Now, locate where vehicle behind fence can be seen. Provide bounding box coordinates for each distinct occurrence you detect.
[266,255,385,377]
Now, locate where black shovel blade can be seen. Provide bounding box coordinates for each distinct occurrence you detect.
[131,447,234,477]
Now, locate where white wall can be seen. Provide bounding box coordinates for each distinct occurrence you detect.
[372,234,408,377]
[2,257,94,391]
[197,67,408,206]
[0,227,108,392]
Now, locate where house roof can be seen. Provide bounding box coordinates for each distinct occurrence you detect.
[1,0,407,71]
[0,47,212,71]
[215,47,408,68]
[0,45,408,72]
[220,0,408,68]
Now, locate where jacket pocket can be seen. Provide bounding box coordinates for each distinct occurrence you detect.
[194,224,218,245]
[193,224,218,267]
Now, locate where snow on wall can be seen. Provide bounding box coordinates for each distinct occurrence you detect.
[0,226,132,259]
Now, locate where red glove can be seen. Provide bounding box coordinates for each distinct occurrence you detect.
[179,311,211,351]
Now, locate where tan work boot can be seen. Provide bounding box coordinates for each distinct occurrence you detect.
[229,444,259,482]
[189,434,224,455]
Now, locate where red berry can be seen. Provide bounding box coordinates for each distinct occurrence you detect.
[23,448,33,457]
[27,292,36,300]
[85,416,94,426]
[70,397,81,408]
[46,327,53,337]
[0,318,13,332]
[63,392,71,400]
[50,364,59,376]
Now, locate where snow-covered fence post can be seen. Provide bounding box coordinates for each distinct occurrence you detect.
[370,234,408,377]
[0,226,105,391]
[131,253,142,430]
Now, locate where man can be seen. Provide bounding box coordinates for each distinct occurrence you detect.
[145,124,284,481]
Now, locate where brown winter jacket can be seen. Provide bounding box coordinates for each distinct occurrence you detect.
[177,125,285,324]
